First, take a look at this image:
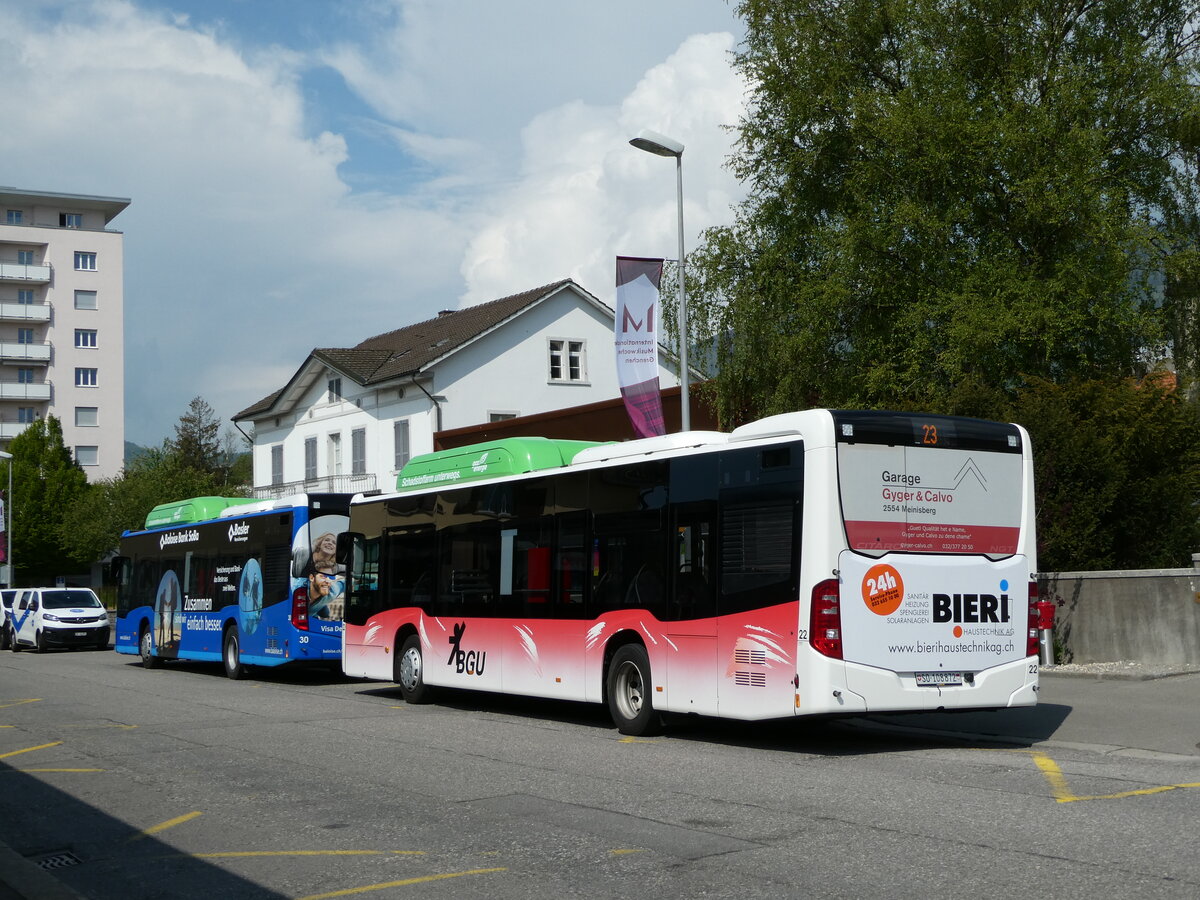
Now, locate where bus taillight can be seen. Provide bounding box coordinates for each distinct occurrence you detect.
[810,578,842,659]
[292,587,310,631]
[1026,581,1039,657]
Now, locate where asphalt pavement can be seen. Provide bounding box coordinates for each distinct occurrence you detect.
[2,666,1197,899]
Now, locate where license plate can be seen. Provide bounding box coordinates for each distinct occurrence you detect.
[74,631,88,638]
[915,671,962,686]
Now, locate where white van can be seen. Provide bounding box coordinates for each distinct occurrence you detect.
[8,588,110,652]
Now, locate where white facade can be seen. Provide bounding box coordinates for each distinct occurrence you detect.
[240,282,682,495]
[0,187,128,480]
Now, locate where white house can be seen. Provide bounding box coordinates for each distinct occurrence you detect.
[234,279,683,497]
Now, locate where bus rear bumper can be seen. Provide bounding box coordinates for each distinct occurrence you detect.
[844,656,1038,713]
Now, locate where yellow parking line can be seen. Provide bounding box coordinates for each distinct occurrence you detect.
[127,812,203,842]
[0,699,41,709]
[1007,749,1200,804]
[16,768,103,773]
[295,868,507,900]
[0,741,62,759]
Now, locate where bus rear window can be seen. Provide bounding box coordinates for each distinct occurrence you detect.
[837,434,1024,557]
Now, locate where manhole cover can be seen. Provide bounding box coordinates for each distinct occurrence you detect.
[35,851,81,870]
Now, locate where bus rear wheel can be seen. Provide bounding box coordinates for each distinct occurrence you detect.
[606,644,664,736]
[395,634,433,704]
[223,626,245,680]
[139,627,161,669]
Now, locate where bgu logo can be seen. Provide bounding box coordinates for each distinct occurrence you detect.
[447,622,487,676]
[621,304,655,334]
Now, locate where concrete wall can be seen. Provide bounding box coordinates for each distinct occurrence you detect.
[1040,565,1200,664]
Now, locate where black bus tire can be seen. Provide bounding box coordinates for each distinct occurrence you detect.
[395,634,433,704]
[223,626,245,680]
[606,644,664,736]
[140,626,161,669]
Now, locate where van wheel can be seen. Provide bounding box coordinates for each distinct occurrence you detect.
[223,627,245,680]
[9,626,20,652]
[36,630,47,653]
[395,634,433,704]
[139,627,161,669]
[606,644,664,736]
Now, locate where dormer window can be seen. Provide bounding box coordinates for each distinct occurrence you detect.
[328,376,342,401]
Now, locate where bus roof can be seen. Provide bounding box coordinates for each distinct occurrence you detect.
[397,437,605,492]
[144,496,258,529]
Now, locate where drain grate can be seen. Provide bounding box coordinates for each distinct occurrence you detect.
[35,851,81,870]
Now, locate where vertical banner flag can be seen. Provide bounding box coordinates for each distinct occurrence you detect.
[615,256,666,438]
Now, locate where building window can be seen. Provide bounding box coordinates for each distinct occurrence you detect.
[17,408,36,424]
[17,250,34,265]
[327,376,342,401]
[489,412,518,422]
[17,290,33,304]
[17,328,33,345]
[328,432,342,475]
[75,367,98,387]
[394,419,410,471]
[60,213,82,228]
[75,446,99,467]
[74,251,97,271]
[17,368,34,384]
[271,445,284,485]
[6,210,22,225]
[549,339,586,382]
[304,437,317,481]
[75,329,97,349]
[75,407,98,427]
[351,428,366,475]
[74,290,97,310]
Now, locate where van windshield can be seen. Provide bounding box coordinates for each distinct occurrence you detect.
[41,590,103,610]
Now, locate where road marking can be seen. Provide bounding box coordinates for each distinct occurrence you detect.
[127,811,203,842]
[295,868,506,900]
[997,749,1200,803]
[610,848,645,855]
[14,768,103,773]
[618,736,657,744]
[0,699,41,709]
[0,741,62,759]
[62,723,138,730]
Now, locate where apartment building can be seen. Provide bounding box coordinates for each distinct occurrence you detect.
[0,187,129,480]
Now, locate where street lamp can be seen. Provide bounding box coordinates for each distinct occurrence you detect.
[0,450,11,588]
[629,129,690,431]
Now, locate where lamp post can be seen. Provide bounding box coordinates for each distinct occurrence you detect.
[0,450,10,588]
[629,129,690,431]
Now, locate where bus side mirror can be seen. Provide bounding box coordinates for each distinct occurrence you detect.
[336,532,362,566]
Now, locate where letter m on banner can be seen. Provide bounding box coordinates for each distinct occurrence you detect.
[615,256,666,438]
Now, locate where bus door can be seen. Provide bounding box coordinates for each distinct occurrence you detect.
[664,454,718,717]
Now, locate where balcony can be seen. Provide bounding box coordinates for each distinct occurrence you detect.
[251,473,379,500]
[0,421,33,441]
[0,302,51,323]
[0,342,50,363]
[0,381,51,401]
[0,262,52,284]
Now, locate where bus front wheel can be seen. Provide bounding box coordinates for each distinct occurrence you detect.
[139,627,161,669]
[606,644,664,736]
[223,627,245,680]
[395,635,433,704]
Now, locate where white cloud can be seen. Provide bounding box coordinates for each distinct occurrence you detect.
[0,1,746,449]
[460,32,746,308]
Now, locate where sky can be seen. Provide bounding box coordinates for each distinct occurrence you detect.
[0,0,749,449]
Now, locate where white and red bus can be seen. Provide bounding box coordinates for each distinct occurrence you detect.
[339,409,1039,734]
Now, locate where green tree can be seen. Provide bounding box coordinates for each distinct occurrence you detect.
[172,396,222,473]
[9,416,89,583]
[1009,376,1200,571]
[691,0,1200,423]
[60,445,235,567]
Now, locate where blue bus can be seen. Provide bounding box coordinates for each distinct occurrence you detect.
[112,494,351,678]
